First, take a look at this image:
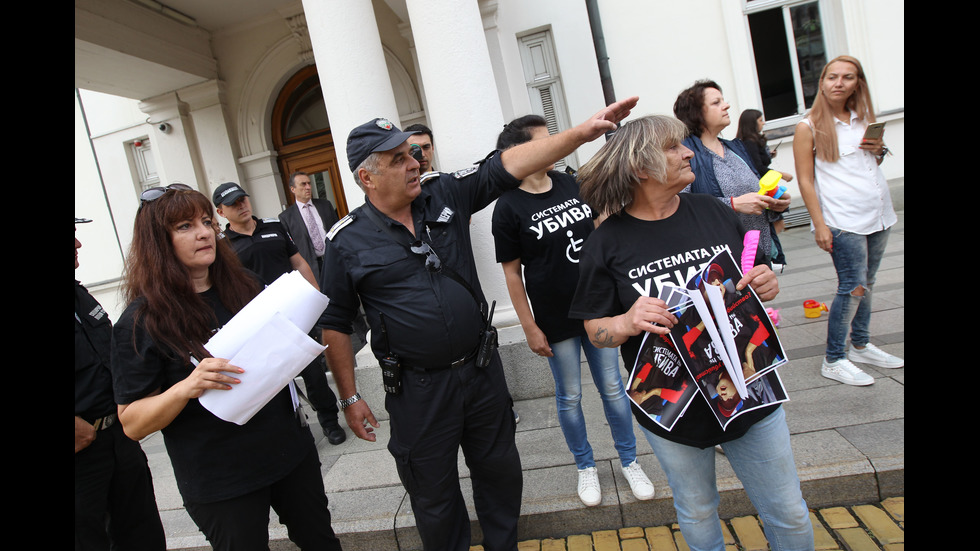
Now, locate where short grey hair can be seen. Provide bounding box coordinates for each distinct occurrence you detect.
[353,152,384,190]
[577,115,689,216]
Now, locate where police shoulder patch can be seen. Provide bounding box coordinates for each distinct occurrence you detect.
[326,213,355,241]
[261,217,279,224]
[452,166,479,179]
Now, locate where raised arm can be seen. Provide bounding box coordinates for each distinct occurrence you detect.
[501,96,639,180]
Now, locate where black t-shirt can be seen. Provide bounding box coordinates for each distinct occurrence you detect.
[491,172,594,343]
[221,217,299,285]
[110,287,313,504]
[569,194,778,448]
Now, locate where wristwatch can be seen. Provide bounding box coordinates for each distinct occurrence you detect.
[338,392,362,410]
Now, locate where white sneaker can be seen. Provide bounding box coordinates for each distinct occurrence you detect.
[821,358,874,386]
[577,466,601,506]
[848,343,903,369]
[621,461,655,500]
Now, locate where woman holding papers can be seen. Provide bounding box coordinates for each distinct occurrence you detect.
[110,186,341,551]
[793,55,903,386]
[569,115,812,551]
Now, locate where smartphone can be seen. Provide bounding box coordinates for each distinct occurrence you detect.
[862,122,885,141]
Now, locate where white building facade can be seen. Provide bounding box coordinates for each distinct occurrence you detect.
[75,0,904,331]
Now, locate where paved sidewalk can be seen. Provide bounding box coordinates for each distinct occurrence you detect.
[142,212,904,550]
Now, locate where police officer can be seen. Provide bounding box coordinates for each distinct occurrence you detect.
[212,183,347,445]
[75,218,166,550]
[318,97,638,551]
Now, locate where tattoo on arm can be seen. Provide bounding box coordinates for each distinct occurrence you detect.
[591,326,615,347]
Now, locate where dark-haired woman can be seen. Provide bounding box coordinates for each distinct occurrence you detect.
[110,185,341,551]
[793,56,903,386]
[674,81,791,266]
[735,109,793,266]
[491,115,654,507]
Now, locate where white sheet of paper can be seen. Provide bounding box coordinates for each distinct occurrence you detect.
[200,313,325,425]
[687,287,746,399]
[199,271,330,425]
[204,271,328,360]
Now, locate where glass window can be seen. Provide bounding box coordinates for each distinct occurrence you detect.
[746,1,827,120]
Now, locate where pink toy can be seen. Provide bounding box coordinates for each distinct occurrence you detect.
[766,307,780,327]
[741,230,760,274]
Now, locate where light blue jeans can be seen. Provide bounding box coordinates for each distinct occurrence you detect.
[547,335,636,469]
[640,407,812,551]
[826,227,890,361]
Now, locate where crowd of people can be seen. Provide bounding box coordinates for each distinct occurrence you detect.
[76,55,901,551]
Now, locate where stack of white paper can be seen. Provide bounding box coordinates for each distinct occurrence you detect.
[199,271,329,425]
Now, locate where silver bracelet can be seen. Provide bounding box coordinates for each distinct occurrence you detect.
[338,392,362,410]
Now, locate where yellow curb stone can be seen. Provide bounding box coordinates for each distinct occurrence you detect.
[730,516,768,551]
[883,544,904,551]
[541,538,567,551]
[567,534,593,551]
[519,540,541,551]
[592,529,621,551]
[619,527,645,539]
[810,512,839,550]
[853,504,903,544]
[621,538,650,551]
[645,526,676,551]
[719,520,734,545]
[881,497,904,523]
[835,527,879,551]
[820,507,859,529]
[674,531,688,551]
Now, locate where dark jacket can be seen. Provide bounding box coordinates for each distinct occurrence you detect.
[683,134,760,197]
[278,198,340,271]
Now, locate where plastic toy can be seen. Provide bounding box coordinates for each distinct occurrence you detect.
[803,299,829,318]
[758,170,786,200]
[766,307,780,327]
[741,230,760,274]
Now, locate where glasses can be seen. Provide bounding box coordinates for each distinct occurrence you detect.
[410,240,442,272]
[138,183,194,211]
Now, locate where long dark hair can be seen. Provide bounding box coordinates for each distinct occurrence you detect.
[736,109,765,145]
[124,188,260,360]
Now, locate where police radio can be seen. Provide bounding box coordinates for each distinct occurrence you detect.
[379,313,402,394]
[476,300,498,369]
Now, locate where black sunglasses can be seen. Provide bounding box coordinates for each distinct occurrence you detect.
[410,240,442,273]
[138,183,194,211]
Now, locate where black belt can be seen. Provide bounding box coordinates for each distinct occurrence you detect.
[401,347,479,372]
[87,413,117,431]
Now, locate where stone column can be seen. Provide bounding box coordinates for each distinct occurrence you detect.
[302,0,400,208]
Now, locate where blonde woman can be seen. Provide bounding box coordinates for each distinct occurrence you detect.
[793,56,903,387]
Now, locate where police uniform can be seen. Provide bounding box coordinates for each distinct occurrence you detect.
[319,152,523,551]
[220,216,343,436]
[75,281,165,550]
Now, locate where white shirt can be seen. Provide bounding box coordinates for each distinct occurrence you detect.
[804,112,896,235]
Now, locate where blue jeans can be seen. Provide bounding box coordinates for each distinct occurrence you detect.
[640,408,812,551]
[547,335,636,469]
[826,227,890,361]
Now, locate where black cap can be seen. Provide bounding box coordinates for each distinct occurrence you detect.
[212,182,249,207]
[346,118,415,172]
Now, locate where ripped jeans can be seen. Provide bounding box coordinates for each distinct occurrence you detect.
[826,226,891,361]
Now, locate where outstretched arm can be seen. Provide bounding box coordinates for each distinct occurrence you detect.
[501,96,639,180]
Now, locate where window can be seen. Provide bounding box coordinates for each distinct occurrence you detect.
[745,0,827,121]
[518,29,574,170]
[130,137,159,193]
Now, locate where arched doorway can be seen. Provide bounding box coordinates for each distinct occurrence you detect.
[272,65,350,216]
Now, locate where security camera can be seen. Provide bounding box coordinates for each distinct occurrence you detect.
[158,122,172,133]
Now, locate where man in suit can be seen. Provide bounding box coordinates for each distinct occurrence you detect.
[279,171,340,275]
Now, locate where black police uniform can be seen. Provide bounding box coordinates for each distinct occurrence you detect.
[75,281,165,550]
[319,152,523,551]
[221,216,342,433]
